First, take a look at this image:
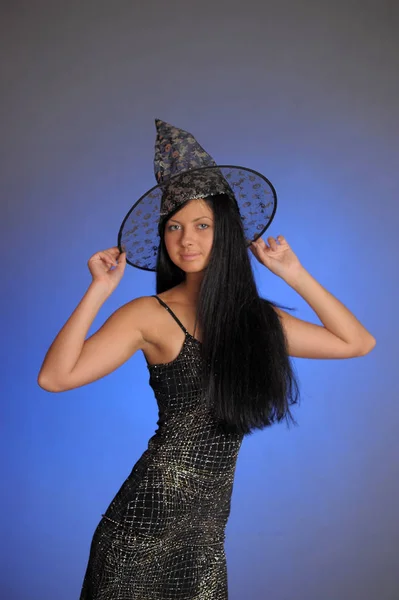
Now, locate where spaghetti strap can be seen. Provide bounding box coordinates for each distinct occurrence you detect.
[152,295,188,335]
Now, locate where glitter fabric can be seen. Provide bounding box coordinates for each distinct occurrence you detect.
[79,295,244,599]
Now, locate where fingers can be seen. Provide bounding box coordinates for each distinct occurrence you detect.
[100,250,118,268]
[104,246,122,257]
[268,235,285,247]
[99,247,125,267]
[251,235,285,250]
[252,236,269,250]
[267,237,278,251]
[115,251,126,270]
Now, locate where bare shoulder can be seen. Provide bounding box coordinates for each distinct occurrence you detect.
[119,295,160,341]
[122,295,157,317]
[120,293,188,344]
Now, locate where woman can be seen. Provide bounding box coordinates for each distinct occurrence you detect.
[38,121,376,599]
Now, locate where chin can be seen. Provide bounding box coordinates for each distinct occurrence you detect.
[173,257,209,272]
[182,265,207,274]
[178,261,206,271]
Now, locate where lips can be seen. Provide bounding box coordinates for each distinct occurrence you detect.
[181,253,200,259]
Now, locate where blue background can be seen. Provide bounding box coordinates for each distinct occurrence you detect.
[2,1,398,598]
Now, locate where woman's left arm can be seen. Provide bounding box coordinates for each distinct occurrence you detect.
[250,235,376,359]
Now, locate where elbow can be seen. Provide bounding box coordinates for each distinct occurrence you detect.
[356,336,377,357]
[37,372,67,393]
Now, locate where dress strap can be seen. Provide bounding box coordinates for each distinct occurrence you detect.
[152,295,188,335]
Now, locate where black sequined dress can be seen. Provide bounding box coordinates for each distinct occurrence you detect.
[80,295,244,599]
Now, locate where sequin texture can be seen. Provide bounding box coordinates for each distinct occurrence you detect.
[79,295,244,599]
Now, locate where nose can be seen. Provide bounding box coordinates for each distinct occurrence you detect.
[179,228,196,247]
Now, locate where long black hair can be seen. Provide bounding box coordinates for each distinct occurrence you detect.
[156,193,300,436]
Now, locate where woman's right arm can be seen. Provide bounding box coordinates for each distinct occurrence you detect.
[37,247,148,393]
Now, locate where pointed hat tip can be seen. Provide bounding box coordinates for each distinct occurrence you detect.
[155,118,176,127]
[155,118,178,135]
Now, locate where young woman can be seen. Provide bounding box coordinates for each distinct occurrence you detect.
[38,121,376,599]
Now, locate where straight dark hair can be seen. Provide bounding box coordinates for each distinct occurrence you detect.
[156,193,300,436]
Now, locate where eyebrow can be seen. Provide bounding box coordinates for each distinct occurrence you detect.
[168,216,213,224]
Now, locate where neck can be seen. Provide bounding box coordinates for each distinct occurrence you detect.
[178,272,204,304]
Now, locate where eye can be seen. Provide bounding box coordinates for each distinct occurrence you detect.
[198,223,209,229]
[167,224,180,231]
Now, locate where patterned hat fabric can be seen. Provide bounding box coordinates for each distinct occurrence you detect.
[118,119,278,271]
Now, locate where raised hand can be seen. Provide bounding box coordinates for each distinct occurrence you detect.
[249,235,302,279]
[87,246,127,291]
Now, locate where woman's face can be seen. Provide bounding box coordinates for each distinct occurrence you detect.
[164,198,214,272]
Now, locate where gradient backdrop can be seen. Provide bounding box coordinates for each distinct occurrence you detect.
[2,1,398,599]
